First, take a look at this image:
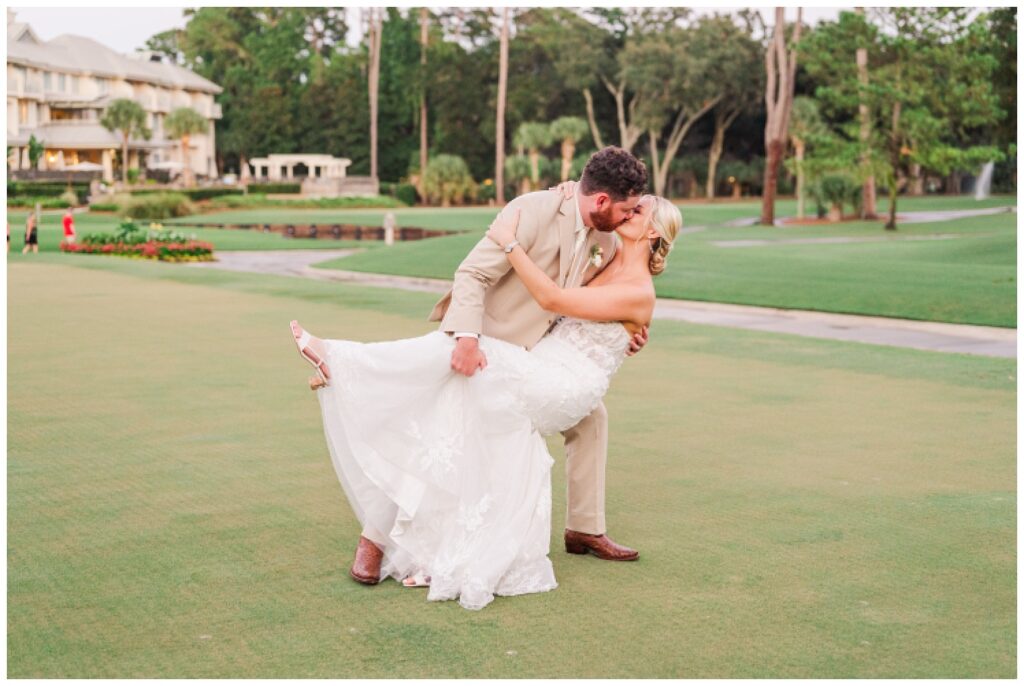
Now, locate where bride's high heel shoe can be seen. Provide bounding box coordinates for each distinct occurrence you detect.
[290,320,331,387]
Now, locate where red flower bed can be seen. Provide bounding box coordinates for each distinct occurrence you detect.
[60,239,215,262]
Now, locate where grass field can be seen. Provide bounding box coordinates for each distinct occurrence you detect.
[315,197,1017,328]
[7,255,1015,677]
[7,193,1017,326]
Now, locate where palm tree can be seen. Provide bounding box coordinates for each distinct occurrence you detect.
[367,8,383,181]
[495,7,510,205]
[855,6,877,218]
[513,122,553,191]
[165,107,208,187]
[505,155,532,198]
[788,96,826,219]
[549,116,589,182]
[100,99,151,184]
[418,7,429,202]
[423,154,474,207]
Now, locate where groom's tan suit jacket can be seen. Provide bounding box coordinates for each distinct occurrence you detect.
[429,189,618,348]
[427,189,618,535]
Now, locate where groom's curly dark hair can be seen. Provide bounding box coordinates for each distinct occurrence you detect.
[579,146,648,200]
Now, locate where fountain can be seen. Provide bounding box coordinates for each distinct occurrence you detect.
[974,161,994,200]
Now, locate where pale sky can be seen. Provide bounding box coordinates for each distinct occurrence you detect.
[10,6,849,56]
[11,7,189,54]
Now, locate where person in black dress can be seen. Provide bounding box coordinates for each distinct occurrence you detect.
[22,212,38,254]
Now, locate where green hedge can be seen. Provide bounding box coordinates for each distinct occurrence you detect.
[130,187,244,201]
[208,194,405,210]
[7,195,73,209]
[248,182,301,194]
[393,183,418,206]
[379,181,418,206]
[7,181,89,203]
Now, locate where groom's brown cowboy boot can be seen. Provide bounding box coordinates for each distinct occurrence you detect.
[565,529,639,561]
[349,536,384,585]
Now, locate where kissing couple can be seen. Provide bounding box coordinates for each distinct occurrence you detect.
[290,147,681,610]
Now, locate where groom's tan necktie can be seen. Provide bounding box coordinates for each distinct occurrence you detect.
[566,194,590,288]
[566,228,588,288]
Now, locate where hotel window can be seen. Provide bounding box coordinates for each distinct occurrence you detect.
[51,108,82,121]
[43,71,51,91]
[97,78,108,95]
[71,76,79,94]
[18,100,28,125]
[58,73,66,91]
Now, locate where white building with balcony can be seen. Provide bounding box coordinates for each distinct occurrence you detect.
[6,11,222,182]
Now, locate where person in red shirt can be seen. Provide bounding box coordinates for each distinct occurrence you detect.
[62,209,76,244]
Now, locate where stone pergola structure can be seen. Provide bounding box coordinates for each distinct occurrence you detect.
[247,154,351,181]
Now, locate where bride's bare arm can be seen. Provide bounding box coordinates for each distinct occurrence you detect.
[487,209,650,325]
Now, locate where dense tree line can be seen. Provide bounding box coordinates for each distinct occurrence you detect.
[144,7,1016,204]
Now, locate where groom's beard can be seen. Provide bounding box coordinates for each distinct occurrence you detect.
[588,206,622,233]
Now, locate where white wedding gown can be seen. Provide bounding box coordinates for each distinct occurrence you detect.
[315,317,630,610]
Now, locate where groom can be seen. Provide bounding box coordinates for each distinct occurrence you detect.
[348,147,649,584]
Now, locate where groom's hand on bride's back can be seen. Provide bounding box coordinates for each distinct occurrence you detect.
[451,336,488,376]
[626,325,649,357]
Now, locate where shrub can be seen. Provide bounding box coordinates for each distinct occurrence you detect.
[248,182,301,194]
[477,181,496,203]
[393,183,418,206]
[812,174,860,220]
[60,190,79,206]
[123,192,195,220]
[127,168,140,184]
[183,187,244,202]
[130,187,243,201]
[538,156,561,189]
[423,154,475,207]
[89,202,120,212]
[504,155,532,195]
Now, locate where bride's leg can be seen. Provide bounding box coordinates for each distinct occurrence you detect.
[290,320,332,384]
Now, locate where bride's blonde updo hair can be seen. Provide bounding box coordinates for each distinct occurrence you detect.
[643,196,682,276]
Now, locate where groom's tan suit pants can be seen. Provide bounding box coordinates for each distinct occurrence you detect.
[362,189,616,545]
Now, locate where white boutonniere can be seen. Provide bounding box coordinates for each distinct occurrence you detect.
[589,244,604,268]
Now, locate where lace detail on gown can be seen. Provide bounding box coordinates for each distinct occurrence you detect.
[314,318,629,610]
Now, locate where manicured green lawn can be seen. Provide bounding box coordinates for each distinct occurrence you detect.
[7,255,1015,677]
[8,194,1016,325]
[314,199,1017,327]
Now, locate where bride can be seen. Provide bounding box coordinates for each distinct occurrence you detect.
[291,192,681,610]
